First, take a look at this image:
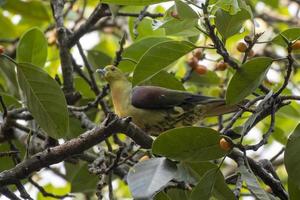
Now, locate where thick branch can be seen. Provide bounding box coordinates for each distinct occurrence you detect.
[51,0,76,102]
[0,113,153,186]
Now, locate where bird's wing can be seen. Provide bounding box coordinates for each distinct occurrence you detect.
[131,86,224,109]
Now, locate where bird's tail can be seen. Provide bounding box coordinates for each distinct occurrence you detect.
[198,100,244,117]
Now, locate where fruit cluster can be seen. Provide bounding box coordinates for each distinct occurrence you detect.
[186,49,229,75]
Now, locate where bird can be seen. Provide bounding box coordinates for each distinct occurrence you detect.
[97,65,241,136]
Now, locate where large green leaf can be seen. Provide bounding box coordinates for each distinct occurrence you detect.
[186,71,220,86]
[118,37,172,72]
[65,162,98,193]
[2,0,50,21]
[239,164,271,200]
[16,63,68,138]
[215,8,251,40]
[285,123,300,188]
[133,40,196,86]
[152,127,227,162]
[17,28,48,67]
[87,50,112,68]
[175,0,198,19]
[272,28,300,47]
[288,178,300,200]
[215,0,240,15]
[190,169,217,200]
[159,19,200,37]
[186,162,235,200]
[102,0,171,5]
[129,17,165,41]
[226,57,273,104]
[144,70,185,91]
[127,158,178,199]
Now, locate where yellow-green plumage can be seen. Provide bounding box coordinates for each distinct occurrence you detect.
[100,65,238,135]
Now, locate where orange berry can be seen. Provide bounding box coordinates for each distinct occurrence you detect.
[215,61,228,71]
[219,138,232,151]
[193,49,202,60]
[236,42,248,52]
[248,49,255,57]
[291,40,300,50]
[0,45,4,54]
[187,57,198,69]
[139,155,150,162]
[170,11,180,19]
[195,65,207,75]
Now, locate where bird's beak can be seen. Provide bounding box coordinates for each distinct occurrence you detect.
[96,68,106,76]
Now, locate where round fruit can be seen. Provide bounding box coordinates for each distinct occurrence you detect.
[0,45,4,54]
[193,49,202,60]
[139,155,150,162]
[195,64,207,75]
[215,61,228,71]
[291,40,300,50]
[248,49,255,57]
[236,42,248,52]
[170,11,180,19]
[219,138,232,151]
[187,57,199,69]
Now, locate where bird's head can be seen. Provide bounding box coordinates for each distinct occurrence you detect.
[97,65,126,83]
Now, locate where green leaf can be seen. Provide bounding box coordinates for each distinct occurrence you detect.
[129,17,165,41]
[190,169,217,200]
[2,0,50,21]
[17,27,48,67]
[119,37,172,72]
[239,164,271,200]
[226,57,273,104]
[127,158,178,199]
[101,0,171,5]
[154,191,172,200]
[272,28,300,47]
[0,92,21,112]
[215,0,240,15]
[152,127,227,162]
[261,0,279,8]
[215,8,251,40]
[16,63,68,138]
[133,40,196,86]
[155,189,191,200]
[186,71,220,86]
[288,178,300,200]
[186,162,235,200]
[144,70,185,91]
[159,19,200,37]
[65,162,98,193]
[285,123,300,189]
[166,188,190,200]
[175,0,198,19]
[87,50,112,68]
[0,57,19,97]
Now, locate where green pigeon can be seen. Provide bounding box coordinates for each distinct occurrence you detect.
[98,65,240,135]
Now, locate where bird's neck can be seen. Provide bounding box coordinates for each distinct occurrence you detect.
[109,79,132,116]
